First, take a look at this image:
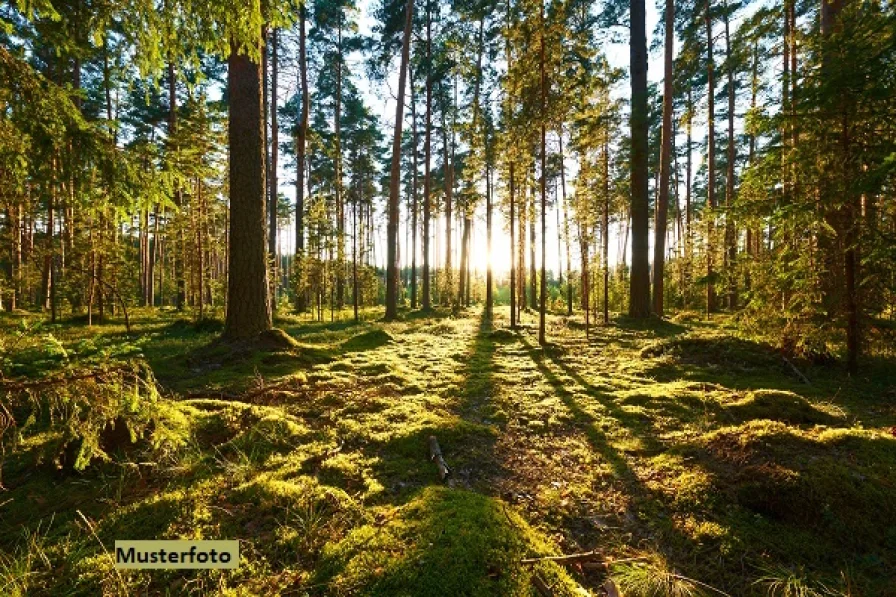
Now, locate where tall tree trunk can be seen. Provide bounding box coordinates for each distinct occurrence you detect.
[529,162,536,311]
[559,135,572,316]
[538,1,548,344]
[269,28,279,313]
[410,64,419,310]
[723,3,736,310]
[685,86,693,309]
[223,35,272,339]
[485,161,493,319]
[422,0,433,311]
[385,0,414,320]
[653,0,674,316]
[705,0,717,314]
[442,99,453,307]
[653,0,675,317]
[353,163,360,322]
[295,5,309,313]
[603,132,610,324]
[519,184,527,313]
[629,0,651,317]
[168,61,186,311]
[509,160,516,328]
[821,0,858,374]
[335,17,345,308]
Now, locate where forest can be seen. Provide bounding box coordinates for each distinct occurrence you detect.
[1,0,895,594]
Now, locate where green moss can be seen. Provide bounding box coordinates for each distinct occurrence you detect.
[313,487,580,596]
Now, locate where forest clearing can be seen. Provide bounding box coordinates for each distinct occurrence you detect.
[1,306,895,595]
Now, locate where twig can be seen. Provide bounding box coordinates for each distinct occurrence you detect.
[428,435,451,480]
[521,550,602,566]
[782,355,811,385]
[531,573,554,597]
[670,573,732,597]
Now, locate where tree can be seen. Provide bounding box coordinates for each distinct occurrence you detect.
[224,33,273,339]
[653,0,674,316]
[385,0,414,320]
[629,0,650,318]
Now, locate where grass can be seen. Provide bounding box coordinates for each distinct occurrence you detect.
[0,305,894,595]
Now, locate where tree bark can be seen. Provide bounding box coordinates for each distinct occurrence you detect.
[653,0,674,316]
[385,0,414,320]
[629,0,651,318]
[168,61,186,311]
[422,0,433,311]
[723,3,736,310]
[295,6,309,313]
[223,37,273,339]
[410,64,419,310]
[705,0,717,314]
[269,28,279,313]
[538,0,547,345]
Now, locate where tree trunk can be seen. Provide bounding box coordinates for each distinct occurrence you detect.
[603,132,610,324]
[167,61,186,311]
[295,5,309,313]
[560,135,572,316]
[653,0,673,317]
[422,1,432,311]
[442,101,453,307]
[335,17,345,309]
[509,160,517,328]
[223,36,273,339]
[385,0,414,320]
[705,0,717,314]
[629,0,651,318]
[538,1,548,345]
[269,28,279,313]
[410,64,419,310]
[723,3,736,310]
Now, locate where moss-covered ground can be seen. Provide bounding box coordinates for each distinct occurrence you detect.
[1,306,894,596]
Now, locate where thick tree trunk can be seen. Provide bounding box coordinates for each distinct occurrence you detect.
[223,38,272,339]
[629,0,651,318]
[653,0,674,317]
[385,0,413,320]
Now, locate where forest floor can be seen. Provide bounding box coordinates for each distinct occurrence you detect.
[1,306,895,596]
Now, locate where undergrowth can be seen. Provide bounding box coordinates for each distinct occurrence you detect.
[0,306,893,596]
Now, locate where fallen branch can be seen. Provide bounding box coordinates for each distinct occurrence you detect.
[521,550,602,566]
[522,552,647,568]
[531,574,554,597]
[782,355,811,385]
[428,435,451,480]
